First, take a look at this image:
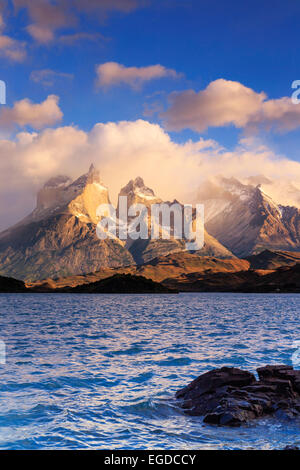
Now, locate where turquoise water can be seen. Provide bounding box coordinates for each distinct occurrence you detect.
[0,292,299,450]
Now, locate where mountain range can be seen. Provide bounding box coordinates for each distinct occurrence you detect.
[1,165,300,282]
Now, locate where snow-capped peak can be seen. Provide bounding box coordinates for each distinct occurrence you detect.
[118,177,160,206]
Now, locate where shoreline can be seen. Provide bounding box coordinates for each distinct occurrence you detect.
[1,290,300,294]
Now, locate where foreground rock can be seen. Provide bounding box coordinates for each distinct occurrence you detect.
[176,365,300,426]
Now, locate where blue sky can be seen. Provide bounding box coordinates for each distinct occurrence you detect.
[1,0,300,229]
[1,0,300,156]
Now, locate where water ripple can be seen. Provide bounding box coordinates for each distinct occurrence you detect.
[0,292,300,449]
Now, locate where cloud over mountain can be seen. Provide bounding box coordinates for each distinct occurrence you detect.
[0,95,63,129]
[1,120,300,230]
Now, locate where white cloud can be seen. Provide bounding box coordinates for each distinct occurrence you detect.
[96,62,181,89]
[1,120,300,230]
[74,0,141,14]
[30,69,74,87]
[13,0,73,43]
[161,79,300,133]
[0,95,63,130]
[59,32,105,45]
[0,34,26,61]
[0,6,26,62]
[0,9,5,30]
[13,0,144,43]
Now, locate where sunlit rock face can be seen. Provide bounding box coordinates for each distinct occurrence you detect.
[0,165,134,282]
[68,165,111,224]
[34,165,110,224]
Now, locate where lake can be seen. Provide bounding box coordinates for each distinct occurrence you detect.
[0,292,299,449]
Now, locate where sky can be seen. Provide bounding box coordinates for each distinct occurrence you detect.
[1,0,300,229]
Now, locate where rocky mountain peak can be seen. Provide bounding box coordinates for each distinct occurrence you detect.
[69,163,101,190]
[245,175,273,187]
[37,174,73,211]
[119,177,161,207]
[121,176,151,193]
[43,175,72,189]
[66,164,110,224]
[198,175,300,257]
[133,176,146,187]
[26,164,108,226]
[87,163,101,184]
[217,177,257,201]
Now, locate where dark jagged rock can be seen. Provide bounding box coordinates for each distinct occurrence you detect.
[63,274,177,294]
[0,275,26,293]
[1,273,176,294]
[176,365,300,426]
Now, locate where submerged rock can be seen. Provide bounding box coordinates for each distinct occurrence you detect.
[176,365,300,426]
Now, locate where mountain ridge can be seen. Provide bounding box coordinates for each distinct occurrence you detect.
[1,166,300,281]
[27,250,300,293]
[0,166,235,281]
